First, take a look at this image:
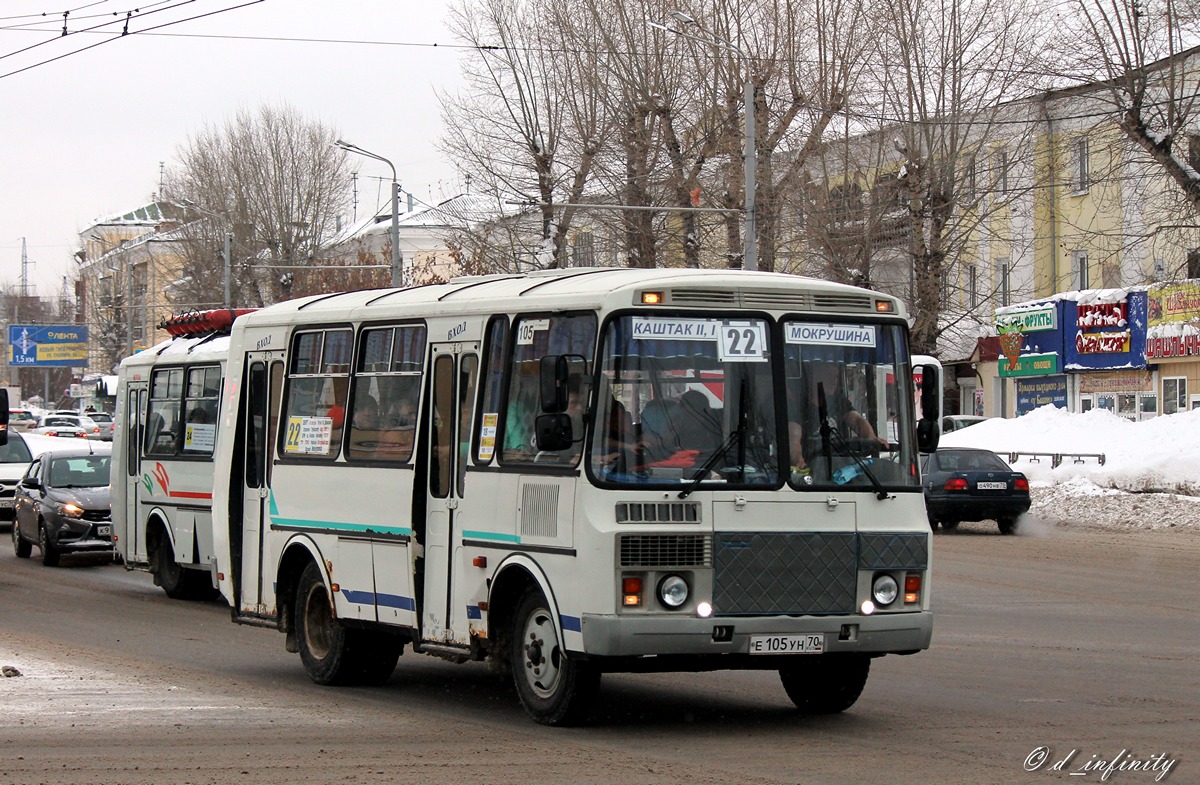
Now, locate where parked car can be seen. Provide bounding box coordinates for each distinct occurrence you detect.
[0,431,36,523]
[32,414,95,439]
[941,415,990,433]
[88,412,115,441]
[11,445,113,566]
[921,447,1031,534]
[7,409,38,432]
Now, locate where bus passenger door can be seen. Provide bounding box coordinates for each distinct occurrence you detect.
[422,343,479,644]
[123,382,148,563]
[233,352,284,616]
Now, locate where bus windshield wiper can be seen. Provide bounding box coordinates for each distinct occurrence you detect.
[679,379,748,499]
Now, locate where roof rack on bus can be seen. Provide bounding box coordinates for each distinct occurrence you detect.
[159,308,257,338]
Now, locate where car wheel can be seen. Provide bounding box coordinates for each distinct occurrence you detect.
[510,586,600,726]
[998,517,1018,535]
[12,521,32,559]
[940,520,960,531]
[38,521,60,567]
[780,655,871,714]
[928,519,940,531]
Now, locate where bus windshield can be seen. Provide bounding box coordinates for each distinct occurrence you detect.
[781,320,919,490]
[591,314,778,487]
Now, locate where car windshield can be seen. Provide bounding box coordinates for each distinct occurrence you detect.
[48,455,111,487]
[0,436,32,463]
[781,320,920,490]
[591,314,778,487]
[935,450,1011,472]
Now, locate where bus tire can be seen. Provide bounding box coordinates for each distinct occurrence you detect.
[510,587,599,726]
[12,520,32,558]
[153,534,213,600]
[295,561,359,686]
[779,655,870,714]
[352,631,402,686]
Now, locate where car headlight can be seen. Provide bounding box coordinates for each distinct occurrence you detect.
[657,574,689,609]
[872,573,899,606]
[58,502,85,518]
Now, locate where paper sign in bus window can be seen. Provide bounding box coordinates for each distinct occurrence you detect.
[184,422,216,452]
[631,317,720,341]
[479,413,498,459]
[284,416,334,454]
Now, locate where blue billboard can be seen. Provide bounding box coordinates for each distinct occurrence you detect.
[1016,374,1068,415]
[7,324,89,367]
[1063,291,1147,370]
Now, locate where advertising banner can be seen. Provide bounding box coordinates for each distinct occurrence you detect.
[1065,291,1147,370]
[1016,375,1068,415]
[1147,282,1200,327]
[7,325,89,367]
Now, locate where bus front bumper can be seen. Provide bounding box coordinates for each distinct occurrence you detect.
[579,611,932,659]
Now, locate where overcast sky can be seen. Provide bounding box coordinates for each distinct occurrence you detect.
[0,0,464,298]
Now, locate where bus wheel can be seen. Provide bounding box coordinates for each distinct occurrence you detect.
[12,521,32,558]
[295,561,356,685]
[153,535,213,600]
[352,631,402,686]
[779,655,870,714]
[510,587,599,726]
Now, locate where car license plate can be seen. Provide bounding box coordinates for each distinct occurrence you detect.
[748,634,825,655]
[0,498,12,508]
[977,481,1007,490]
[97,525,111,536]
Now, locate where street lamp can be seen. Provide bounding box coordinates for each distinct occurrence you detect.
[335,139,403,287]
[652,11,757,271]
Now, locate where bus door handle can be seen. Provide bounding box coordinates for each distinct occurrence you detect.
[446,498,459,510]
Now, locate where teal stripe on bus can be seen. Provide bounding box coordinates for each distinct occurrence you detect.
[268,492,412,536]
[461,530,521,544]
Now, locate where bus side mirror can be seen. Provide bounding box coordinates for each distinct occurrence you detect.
[0,388,8,446]
[539,356,568,413]
[917,363,940,453]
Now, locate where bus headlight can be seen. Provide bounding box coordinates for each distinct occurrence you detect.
[872,574,899,607]
[657,574,689,609]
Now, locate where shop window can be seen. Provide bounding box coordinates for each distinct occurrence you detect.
[1163,377,1187,414]
[1118,394,1136,417]
[1140,395,1157,415]
[1080,396,1094,413]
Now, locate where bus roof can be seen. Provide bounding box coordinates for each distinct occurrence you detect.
[233,268,907,326]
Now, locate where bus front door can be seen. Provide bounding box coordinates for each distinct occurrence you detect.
[422,343,479,645]
[123,382,148,563]
[233,352,284,617]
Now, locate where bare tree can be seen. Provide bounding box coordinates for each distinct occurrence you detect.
[441,0,608,269]
[806,0,1048,354]
[164,104,352,307]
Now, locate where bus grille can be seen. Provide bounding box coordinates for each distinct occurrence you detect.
[619,534,712,567]
[712,532,929,615]
[714,532,858,615]
[666,288,877,314]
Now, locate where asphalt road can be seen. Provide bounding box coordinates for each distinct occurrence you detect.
[1,522,1195,785]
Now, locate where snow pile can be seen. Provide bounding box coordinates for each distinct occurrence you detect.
[939,404,1200,495]
[939,405,1200,530]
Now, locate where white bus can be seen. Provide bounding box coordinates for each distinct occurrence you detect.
[112,310,253,599]
[209,269,941,725]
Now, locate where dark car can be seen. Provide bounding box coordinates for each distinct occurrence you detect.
[11,448,113,566]
[921,447,1031,535]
